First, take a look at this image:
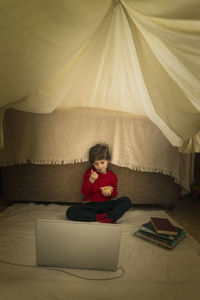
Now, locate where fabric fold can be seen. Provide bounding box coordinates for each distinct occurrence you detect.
[0,0,199,152]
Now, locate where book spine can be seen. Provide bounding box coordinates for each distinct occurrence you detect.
[141,226,175,241]
[139,229,173,243]
[135,230,186,249]
[135,232,172,250]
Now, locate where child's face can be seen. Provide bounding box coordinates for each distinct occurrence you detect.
[93,159,108,174]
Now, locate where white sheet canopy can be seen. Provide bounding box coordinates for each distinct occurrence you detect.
[0,0,199,152]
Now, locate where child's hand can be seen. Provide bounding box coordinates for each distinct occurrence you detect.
[101,189,112,196]
[89,170,98,183]
[101,186,113,197]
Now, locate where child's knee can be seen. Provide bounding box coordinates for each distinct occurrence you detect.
[123,197,132,209]
[66,206,76,220]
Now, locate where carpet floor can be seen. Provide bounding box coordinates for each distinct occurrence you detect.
[1,197,200,243]
[167,196,200,243]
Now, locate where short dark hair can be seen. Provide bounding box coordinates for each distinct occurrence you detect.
[89,143,111,164]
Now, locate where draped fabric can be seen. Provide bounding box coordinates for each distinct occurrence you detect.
[0,0,199,152]
[0,108,193,190]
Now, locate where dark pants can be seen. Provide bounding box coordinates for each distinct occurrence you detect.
[66,197,131,223]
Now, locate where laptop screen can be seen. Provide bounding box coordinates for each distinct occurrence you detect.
[35,219,122,271]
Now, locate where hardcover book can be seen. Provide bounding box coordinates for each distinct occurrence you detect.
[135,228,186,249]
[150,217,178,236]
[141,221,183,241]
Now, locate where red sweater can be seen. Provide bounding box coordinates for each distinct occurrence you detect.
[81,167,118,203]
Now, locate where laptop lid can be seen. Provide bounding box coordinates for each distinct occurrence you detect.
[35,219,122,271]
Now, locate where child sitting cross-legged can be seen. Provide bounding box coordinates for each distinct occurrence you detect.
[66,143,131,223]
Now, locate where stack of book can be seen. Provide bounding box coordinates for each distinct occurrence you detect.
[135,217,186,249]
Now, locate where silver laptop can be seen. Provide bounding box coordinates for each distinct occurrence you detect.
[35,219,122,271]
